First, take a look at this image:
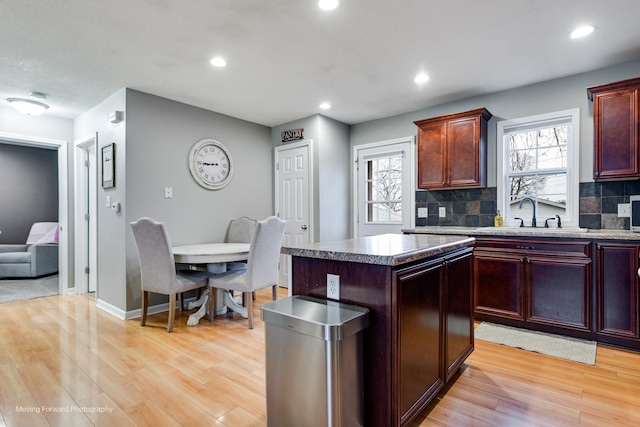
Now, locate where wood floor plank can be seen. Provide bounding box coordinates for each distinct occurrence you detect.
[1,288,640,426]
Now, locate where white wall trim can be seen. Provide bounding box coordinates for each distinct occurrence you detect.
[73,133,98,296]
[96,298,127,320]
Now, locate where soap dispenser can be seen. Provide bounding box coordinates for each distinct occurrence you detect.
[494,210,504,227]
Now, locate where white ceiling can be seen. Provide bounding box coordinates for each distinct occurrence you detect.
[2,0,640,127]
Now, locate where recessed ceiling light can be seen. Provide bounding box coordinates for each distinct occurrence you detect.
[318,0,340,11]
[210,57,227,67]
[319,102,332,110]
[7,98,50,115]
[570,25,596,39]
[414,73,430,84]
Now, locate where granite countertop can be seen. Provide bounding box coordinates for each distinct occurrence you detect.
[403,226,640,241]
[281,233,475,266]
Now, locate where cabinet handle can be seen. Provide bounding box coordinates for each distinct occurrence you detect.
[520,257,524,263]
[442,181,446,186]
[516,245,535,250]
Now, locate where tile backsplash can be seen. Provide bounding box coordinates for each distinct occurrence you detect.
[415,181,640,230]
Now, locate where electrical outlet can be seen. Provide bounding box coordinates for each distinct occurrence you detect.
[164,186,173,199]
[618,203,631,217]
[439,206,446,218]
[418,207,428,218]
[327,273,340,300]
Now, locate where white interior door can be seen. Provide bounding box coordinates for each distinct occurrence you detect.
[275,140,313,288]
[354,137,415,237]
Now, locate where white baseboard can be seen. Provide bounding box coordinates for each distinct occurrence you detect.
[96,296,199,321]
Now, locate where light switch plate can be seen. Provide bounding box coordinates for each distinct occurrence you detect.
[439,206,446,218]
[418,207,428,218]
[618,203,631,217]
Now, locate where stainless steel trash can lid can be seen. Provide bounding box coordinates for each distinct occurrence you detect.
[261,295,369,341]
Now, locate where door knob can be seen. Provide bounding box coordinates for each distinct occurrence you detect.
[301,225,308,230]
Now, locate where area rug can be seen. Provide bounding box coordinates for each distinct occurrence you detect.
[0,274,59,304]
[474,322,597,365]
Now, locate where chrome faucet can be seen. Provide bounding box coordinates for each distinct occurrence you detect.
[518,196,537,227]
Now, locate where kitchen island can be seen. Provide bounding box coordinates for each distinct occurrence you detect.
[281,233,475,427]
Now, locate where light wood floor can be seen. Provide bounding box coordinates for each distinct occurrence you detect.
[1,289,639,427]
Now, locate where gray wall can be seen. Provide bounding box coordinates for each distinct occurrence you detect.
[271,114,350,241]
[349,60,640,228]
[75,88,127,310]
[0,143,58,243]
[76,89,273,313]
[351,60,640,183]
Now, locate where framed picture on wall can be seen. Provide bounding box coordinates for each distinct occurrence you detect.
[102,143,115,188]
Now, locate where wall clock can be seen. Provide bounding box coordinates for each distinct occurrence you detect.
[188,139,234,190]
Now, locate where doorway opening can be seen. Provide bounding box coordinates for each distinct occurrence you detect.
[0,132,69,297]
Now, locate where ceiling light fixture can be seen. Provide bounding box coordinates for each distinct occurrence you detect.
[7,98,50,115]
[210,57,227,67]
[319,102,332,110]
[318,0,340,11]
[570,25,596,39]
[414,73,430,84]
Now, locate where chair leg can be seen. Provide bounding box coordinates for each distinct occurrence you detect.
[179,293,184,311]
[141,291,149,326]
[167,294,176,333]
[245,292,254,329]
[272,285,277,301]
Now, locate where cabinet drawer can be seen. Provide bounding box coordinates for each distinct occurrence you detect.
[475,237,591,257]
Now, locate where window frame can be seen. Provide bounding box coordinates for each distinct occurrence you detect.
[496,108,580,229]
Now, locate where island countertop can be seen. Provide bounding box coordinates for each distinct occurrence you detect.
[281,233,475,266]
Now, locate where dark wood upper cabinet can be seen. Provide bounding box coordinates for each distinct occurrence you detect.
[415,108,492,190]
[588,77,640,180]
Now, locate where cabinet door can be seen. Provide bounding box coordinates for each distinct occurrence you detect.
[416,121,446,189]
[395,260,443,425]
[474,250,525,321]
[526,255,592,332]
[444,249,473,382]
[591,84,640,180]
[447,116,483,188]
[596,242,640,339]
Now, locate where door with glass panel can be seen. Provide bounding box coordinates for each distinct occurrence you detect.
[356,138,414,237]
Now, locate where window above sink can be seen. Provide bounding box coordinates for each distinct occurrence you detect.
[497,109,581,229]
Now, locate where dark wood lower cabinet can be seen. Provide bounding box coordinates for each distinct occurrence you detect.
[596,242,640,344]
[474,238,592,335]
[291,247,474,427]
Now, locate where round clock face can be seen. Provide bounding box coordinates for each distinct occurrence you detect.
[188,139,233,190]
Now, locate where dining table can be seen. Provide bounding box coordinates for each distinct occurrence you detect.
[172,242,250,326]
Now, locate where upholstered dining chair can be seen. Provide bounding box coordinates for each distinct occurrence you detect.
[207,216,287,328]
[130,217,213,332]
[225,216,257,272]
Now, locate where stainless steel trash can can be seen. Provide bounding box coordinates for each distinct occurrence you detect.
[261,295,369,427]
